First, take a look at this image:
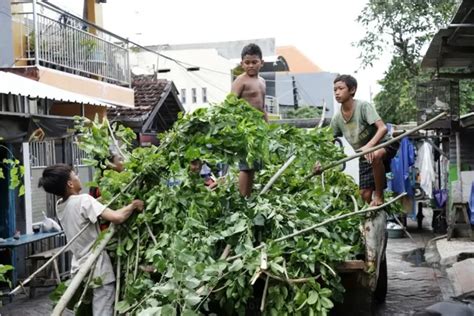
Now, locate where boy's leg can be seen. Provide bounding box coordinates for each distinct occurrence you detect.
[93,283,115,316]
[239,170,254,197]
[360,188,373,204]
[370,148,388,206]
[359,158,375,204]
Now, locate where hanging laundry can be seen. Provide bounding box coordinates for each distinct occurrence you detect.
[434,189,448,208]
[390,137,415,195]
[415,141,436,198]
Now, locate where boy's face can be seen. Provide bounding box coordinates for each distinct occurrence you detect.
[241,54,263,77]
[67,171,82,193]
[333,81,355,103]
[189,160,202,173]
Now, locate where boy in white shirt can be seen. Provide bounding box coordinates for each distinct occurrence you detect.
[39,164,143,315]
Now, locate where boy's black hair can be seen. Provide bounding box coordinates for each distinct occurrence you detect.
[241,43,263,60]
[38,164,73,197]
[334,74,358,97]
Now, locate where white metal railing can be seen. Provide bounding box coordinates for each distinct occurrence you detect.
[11,1,130,86]
[265,96,280,115]
[72,141,89,166]
[30,140,55,168]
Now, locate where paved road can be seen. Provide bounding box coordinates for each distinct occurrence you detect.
[375,214,453,315]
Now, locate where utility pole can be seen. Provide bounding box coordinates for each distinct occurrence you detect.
[292,76,299,110]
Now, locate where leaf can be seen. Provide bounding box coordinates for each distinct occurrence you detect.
[157,282,175,296]
[307,291,319,305]
[229,259,244,272]
[184,292,202,307]
[294,291,307,306]
[253,214,265,226]
[321,297,334,309]
[19,185,25,196]
[182,309,199,316]
[137,307,162,316]
[115,300,131,313]
[184,276,201,289]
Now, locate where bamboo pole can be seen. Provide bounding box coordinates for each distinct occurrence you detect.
[51,175,140,315]
[227,193,406,262]
[52,225,117,316]
[113,236,122,316]
[259,155,297,195]
[9,175,139,296]
[306,112,447,179]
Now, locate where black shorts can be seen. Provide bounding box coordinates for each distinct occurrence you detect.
[239,159,263,171]
[359,142,399,190]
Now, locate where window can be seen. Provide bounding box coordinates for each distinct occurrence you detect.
[192,88,197,103]
[202,87,208,103]
[180,89,186,104]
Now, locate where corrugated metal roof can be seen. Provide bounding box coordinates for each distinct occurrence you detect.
[0,71,111,107]
[421,0,474,70]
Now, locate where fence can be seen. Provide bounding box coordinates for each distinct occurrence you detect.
[11,1,130,86]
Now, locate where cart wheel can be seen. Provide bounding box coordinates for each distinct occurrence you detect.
[374,256,387,303]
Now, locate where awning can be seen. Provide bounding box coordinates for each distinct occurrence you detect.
[0,71,112,107]
[421,0,474,75]
[0,111,77,143]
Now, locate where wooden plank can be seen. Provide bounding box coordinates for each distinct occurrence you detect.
[27,247,61,259]
[336,260,366,272]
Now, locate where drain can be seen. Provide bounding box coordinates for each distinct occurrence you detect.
[457,252,474,262]
[402,248,428,267]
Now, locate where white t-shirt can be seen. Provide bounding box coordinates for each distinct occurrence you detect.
[56,194,115,285]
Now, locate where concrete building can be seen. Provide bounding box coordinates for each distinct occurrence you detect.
[0,0,136,283]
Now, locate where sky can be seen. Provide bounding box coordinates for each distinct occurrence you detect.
[54,0,392,102]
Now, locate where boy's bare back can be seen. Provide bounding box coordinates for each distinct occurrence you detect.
[231,73,266,114]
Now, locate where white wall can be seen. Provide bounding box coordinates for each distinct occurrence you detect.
[130,48,234,112]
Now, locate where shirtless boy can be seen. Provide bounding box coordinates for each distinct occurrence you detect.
[231,43,267,197]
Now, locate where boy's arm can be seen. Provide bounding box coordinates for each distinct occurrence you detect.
[359,120,388,163]
[330,117,342,138]
[362,120,388,149]
[262,80,268,122]
[359,102,387,151]
[231,77,244,98]
[101,200,144,224]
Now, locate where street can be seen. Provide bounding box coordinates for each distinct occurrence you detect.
[375,212,453,315]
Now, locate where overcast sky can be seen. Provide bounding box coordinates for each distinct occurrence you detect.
[56,0,392,102]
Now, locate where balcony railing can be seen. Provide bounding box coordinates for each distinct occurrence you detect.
[11,1,130,86]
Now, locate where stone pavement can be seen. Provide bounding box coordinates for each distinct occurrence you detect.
[0,287,73,316]
[0,212,455,316]
[375,212,454,316]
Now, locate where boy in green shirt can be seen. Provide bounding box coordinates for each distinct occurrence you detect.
[315,75,398,206]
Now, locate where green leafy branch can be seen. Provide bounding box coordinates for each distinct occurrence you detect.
[0,144,25,196]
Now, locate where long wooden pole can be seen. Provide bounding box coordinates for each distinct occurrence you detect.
[306,112,447,179]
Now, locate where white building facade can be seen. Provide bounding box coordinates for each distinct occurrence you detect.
[130,49,235,112]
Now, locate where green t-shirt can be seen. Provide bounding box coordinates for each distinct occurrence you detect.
[330,100,389,150]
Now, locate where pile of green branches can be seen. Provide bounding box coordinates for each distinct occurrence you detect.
[76,95,366,316]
